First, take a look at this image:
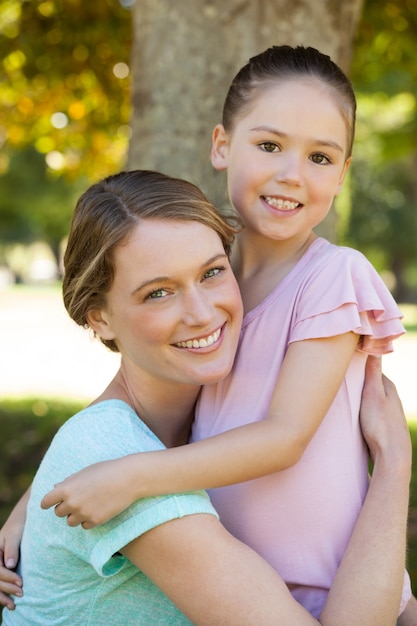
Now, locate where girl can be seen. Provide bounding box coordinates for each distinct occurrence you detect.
[2,48,414,620]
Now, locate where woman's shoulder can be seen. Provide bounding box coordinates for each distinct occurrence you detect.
[53,399,161,453]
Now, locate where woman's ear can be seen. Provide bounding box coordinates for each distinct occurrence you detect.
[210,124,229,171]
[86,308,116,341]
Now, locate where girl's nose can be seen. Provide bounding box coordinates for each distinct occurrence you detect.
[276,153,302,187]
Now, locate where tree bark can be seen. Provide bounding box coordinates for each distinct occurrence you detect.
[128,0,364,217]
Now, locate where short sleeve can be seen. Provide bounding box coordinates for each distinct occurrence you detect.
[291,246,405,355]
[32,401,219,580]
[91,491,218,577]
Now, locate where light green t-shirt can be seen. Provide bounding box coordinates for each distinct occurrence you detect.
[2,400,218,625]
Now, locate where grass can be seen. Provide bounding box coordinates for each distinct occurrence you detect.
[0,397,85,524]
[407,421,417,586]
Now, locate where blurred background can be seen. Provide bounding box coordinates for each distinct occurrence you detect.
[0,0,416,605]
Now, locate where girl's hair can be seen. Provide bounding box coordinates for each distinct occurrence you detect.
[63,169,239,352]
[222,45,357,157]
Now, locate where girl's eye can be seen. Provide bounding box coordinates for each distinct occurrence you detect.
[310,153,331,165]
[146,288,169,300]
[259,141,279,153]
[203,266,225,280]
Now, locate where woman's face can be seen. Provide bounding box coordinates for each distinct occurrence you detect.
[91,218,243,388]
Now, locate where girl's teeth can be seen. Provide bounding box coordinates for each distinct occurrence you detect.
[177,328,221,349]
[264,196,299,210]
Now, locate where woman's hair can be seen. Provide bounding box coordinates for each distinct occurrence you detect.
[63,169,239,352]
[222,45,357,157]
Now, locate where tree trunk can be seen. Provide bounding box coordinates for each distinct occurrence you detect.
[128,0,364,226]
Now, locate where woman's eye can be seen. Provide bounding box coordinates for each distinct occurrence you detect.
[310,153,330,165]
[203,266,224,280]
[260,141,279,153]
[147,288,169,300]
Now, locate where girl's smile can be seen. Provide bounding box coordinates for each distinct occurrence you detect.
[211,79,351,247]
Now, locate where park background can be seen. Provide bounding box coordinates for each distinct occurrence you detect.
[0,0,417,612]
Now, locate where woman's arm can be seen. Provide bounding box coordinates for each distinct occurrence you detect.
[320,356,411,624]
[398,596,417,626]
[42,332,358,527]
[123,357,412,626]
[2,359,414,622]
[0,487,30,609]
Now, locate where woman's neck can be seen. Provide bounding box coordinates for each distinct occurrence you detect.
[94,364,200,448]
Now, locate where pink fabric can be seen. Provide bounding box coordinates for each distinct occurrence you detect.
[192,237,410,618]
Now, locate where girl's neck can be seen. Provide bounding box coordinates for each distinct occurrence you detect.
[94,364,199,448]
[233,230,317,313]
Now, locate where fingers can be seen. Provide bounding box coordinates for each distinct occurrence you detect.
[0,564,23,610]
[364,355,400,402]
[363,356,383,395]
[40,484,63,510]
[52,503,81,527]
[81,521,94,530]
[365,354,382,376]
[53,505,86,528]
[2,541,20,573]
[42,492,93,529]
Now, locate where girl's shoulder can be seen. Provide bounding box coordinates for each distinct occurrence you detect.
[310,238,379,279]
[314,238,370,264]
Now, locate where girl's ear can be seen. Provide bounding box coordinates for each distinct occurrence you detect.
[335,156,352,195]
[86,308,116,341]
[210,124,229,171]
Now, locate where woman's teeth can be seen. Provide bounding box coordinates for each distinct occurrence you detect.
[264,196,300,210]
[176,328,221,349]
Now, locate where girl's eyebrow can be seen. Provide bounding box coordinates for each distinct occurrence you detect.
[249,125,344,153]
[130,253,229,296]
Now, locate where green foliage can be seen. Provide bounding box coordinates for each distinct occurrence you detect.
[0,0,132,181]
[0,0,133,261]
[0,147,84,257]
[408,422,417,585]
[346,0,417,301]
[0,397,84,524]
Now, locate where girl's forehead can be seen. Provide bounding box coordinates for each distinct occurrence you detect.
[235,78,351,145]
[250,76,339,107]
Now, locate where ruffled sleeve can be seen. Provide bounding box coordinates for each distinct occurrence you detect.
[290,244,405,355]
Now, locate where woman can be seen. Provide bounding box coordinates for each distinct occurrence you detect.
[0,170,412,625]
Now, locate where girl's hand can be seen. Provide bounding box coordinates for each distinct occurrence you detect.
[41,456,138,529]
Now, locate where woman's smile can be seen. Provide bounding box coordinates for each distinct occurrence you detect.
[175,325,223,350]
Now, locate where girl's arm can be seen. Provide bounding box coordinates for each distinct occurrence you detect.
[42,332,358,527]
[104,357,415,625]
[0,487,30,609]
[4,358,414,624]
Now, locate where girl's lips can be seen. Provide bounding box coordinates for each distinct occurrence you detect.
[262,196,302,211]
[175,326,222,349]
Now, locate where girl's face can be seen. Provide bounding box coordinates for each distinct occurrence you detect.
[211,79,351,245]
[89,218,243,388]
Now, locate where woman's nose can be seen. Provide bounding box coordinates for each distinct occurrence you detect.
[182,288,214,326]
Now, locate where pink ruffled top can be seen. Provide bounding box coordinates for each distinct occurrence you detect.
[193,237,410,618]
